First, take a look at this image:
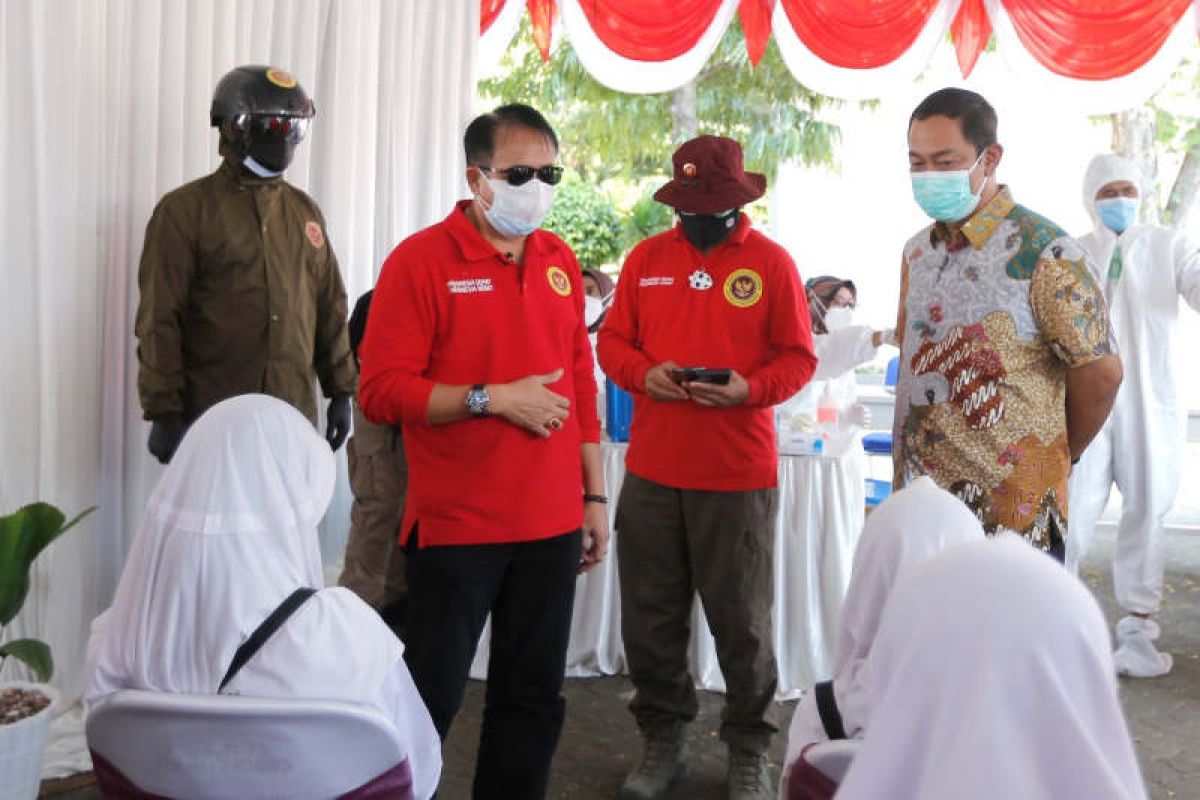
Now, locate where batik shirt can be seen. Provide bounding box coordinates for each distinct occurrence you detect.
[893,187,1114,556]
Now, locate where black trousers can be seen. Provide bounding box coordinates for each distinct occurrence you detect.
[403,528,583,800]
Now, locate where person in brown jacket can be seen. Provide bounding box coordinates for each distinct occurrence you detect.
[135,65,356,463]
[338,290,408,628]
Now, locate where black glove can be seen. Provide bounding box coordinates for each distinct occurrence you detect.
[326,395,352,451]
[147,419,188,464]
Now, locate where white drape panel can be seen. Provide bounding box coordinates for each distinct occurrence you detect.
[478,0,526,77]
[0,1,478,761]
[559,0,740,95]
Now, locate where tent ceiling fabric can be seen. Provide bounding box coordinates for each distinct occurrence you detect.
[478,0,1200,111]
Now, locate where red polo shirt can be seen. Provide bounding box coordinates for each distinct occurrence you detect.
[597,216,815,491]
[359,201,600,547]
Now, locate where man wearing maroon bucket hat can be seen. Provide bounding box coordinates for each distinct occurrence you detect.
[599,136,817,799]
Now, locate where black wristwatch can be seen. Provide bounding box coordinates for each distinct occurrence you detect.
[466,384,491,417]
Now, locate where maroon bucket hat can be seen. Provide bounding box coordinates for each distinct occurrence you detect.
[653,135,767,214]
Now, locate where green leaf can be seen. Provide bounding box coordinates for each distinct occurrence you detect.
[0,638,53,682]
[0,504,94,626]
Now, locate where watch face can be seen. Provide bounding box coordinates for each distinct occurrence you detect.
[468,387,490,415]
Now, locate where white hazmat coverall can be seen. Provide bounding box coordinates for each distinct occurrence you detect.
[1067,153,1200,676]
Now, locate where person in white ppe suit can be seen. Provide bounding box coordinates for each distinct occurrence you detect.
[1067,153,1200,678]
[836,534,1148,800]
[86,394,442,799]
[777,276,893,435]
[779,477,983,798]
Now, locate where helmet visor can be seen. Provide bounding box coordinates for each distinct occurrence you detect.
[234,113,311,144]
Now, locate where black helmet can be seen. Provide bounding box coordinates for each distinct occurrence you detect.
[211,65,315,174]
[210,65,315,126]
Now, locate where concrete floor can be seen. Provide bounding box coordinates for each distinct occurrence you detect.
[44,527,1200,799]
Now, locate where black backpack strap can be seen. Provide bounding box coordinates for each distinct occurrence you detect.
[813,680,848,740]
[218,588,318,693]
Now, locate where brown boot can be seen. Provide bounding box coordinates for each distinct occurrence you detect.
[619,723,688,800]
[727,747,771,800]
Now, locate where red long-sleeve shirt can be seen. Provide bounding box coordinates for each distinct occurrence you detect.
[598,217,815,491]
[359,201,600,547]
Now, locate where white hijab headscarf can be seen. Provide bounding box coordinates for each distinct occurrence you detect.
[86,394,395,702]
[784,478,983,780]
[837,534,1147,800]
[832,476,984,738]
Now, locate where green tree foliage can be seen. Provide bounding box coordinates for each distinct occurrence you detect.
[618,183,675,253]
[480,18,841,183]
[542,174,624,269]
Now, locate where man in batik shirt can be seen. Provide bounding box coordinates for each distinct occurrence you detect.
[893,88,1123,560]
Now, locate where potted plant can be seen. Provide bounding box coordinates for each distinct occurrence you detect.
[0,502,93,800]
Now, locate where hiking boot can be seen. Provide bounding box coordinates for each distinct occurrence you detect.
[619,724,688,800]
[727,748,771,800]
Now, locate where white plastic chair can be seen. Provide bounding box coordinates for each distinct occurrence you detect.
[86,690,408,800]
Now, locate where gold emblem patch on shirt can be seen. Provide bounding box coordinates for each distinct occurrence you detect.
[305,221,325,249]
[724,268,763,308]
[547,266,572,297]
[265,68,297,88]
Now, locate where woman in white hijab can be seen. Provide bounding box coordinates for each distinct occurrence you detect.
[837,534,1147,800]
[781,476,983,797]
[85,394,441,799]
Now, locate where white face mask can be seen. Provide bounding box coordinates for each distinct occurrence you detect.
[585,295,605,328]
[824,306,853,332]
[478,177,555,238]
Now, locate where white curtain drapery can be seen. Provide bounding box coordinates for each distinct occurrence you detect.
[0,2,479,778]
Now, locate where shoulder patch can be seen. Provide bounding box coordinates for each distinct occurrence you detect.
[305,220,325,249]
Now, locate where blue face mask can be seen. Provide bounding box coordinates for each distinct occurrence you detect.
[910,152,986,222]
[1096,197,1138,234]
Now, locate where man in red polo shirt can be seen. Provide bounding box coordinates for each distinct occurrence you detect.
[358,104,607,800]
[599,136,816,800]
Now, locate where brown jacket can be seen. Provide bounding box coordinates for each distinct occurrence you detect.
[136,160,356,425]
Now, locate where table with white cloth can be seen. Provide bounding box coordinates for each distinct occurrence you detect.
[470,442,865,701]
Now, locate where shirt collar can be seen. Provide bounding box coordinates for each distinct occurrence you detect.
[929,186,1015,251]
[669,210,753,250]
[444,199,553,264]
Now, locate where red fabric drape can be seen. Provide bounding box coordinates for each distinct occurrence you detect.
[528,0,557,60]
[481,0,507,34]
[1001,0,1192,80]
[951,0,990,78]
[574,0,727,61]
[739,0,776,66]
[485,0,1195,83]
[778,0,941,69]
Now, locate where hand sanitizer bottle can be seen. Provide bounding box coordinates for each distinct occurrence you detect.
[817,381,839,439]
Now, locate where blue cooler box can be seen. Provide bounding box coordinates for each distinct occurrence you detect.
[605,378,634,442]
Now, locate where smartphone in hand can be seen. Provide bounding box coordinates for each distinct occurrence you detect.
[671,367,732,385]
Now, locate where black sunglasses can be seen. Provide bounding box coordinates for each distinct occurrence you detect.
[480,164,564,187]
